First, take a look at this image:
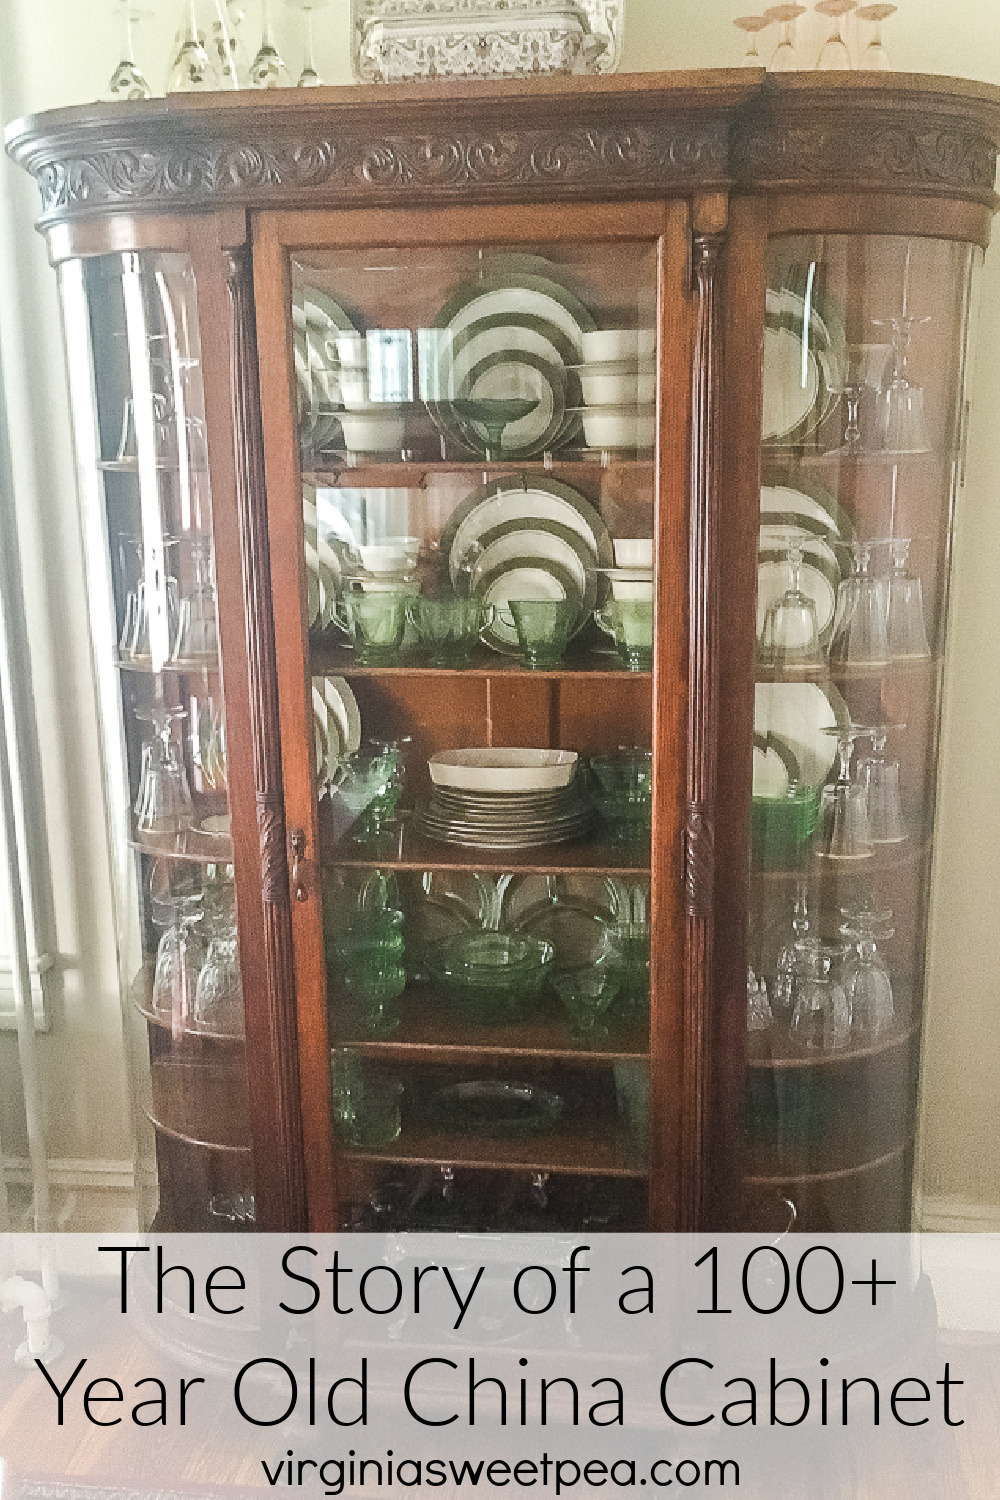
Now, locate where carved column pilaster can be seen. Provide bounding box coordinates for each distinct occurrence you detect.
[681,231,724,1231]
[224,245,307,1229]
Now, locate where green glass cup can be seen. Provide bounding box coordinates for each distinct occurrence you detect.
[339,590,408,665]
[552,960,621,1045]
[407,595,493,666]
[595,599,654,671]
[340,960,406,1036]
[503,597,578,668]
[330,1049,403,1147]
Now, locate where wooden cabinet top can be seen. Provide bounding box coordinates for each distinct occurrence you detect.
[6,70,1000,232]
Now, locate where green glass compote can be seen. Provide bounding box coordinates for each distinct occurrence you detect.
[450,396,539,460]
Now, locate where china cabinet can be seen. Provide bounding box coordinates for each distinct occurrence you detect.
[7,70,1000,1233]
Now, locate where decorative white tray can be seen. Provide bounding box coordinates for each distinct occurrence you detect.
[352,0,624,82]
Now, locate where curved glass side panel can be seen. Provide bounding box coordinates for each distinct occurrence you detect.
[59,252,254,1230]
[292,241,657,1231]
[746,234,981,1231]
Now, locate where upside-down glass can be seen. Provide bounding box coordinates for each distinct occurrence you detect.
[885,537,931,658]
[861,723,908,843]
[816,724,873,860]
[872,314,932,453]
[789,939,850,1051]
[828,542,889,665]
[765,4,805,70]
[758,540,824,667]
[839,905,895,1042]
[814,0,856,68]
[135,708,195,836]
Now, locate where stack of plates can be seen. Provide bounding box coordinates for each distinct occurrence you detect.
[575,327,656,453]
[303,492,344,631]
[292,286,360,459]
[426,254,593,459]
[312,675,362,798]
[416,748,593,849]
[762,269,846,448]
[757,476,854,646]
[440,476,613,655]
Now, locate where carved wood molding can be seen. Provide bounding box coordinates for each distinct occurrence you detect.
[735,117,998,203]
[225,244,307,1228]
[20,120,730,224]
[681,229,724,1232]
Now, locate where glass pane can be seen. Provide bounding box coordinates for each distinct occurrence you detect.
[292,242,657,1231]
[747,234,981,1231]
[60,252,254,1231]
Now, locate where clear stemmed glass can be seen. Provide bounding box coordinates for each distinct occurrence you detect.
[789,938,851,1051]
[764,5,805,70]
[826,342,890,455]
[872,314,932,452]
[212,0,249,86]
[733,15,773,65]
[175,538,219,661]
[250,0,293,86]
[151,891,205,1039]
[828,542,889,665]
[135,706,194,837]
[286,0,327,85]
[885,537,931,658]
[839,904,895,1042]
[167,0,222,91]
[758,540,824,666]
[771,879,810,1019]
[747,967,773,1033]
[856,2,895,68]
[109,1,151,99]
[860,723,908,842]
[816,724,874,860]
[814,0,856,68]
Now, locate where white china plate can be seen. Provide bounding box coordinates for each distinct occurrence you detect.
[442,477,613,586]
[753,681,847,792]
[429,748,578,792]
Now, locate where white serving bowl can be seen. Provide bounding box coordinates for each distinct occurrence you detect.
[338,410,406,453]
[581,328,656,364]
[359,537,421,575]
[429,748,578,792]
[581,405,655,452]
[579,364,655,407]
[613,538,654,569]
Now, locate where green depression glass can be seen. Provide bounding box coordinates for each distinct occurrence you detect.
[552,960,621,1045]
[427,931,554,1024]
[337,746,405,843]
[750,783,821,867]
[596,599,654,671]
[340,960,406,1036]
[407,595,493,666]
[504,598,577,668]
[342,590,408,665]
[331,1049,403,1147]
[588,750,653,844]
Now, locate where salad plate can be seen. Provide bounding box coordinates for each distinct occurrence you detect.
[753,681,848,792]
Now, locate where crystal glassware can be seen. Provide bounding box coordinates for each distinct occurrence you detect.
[108,1,151,99]
[839,905,895,1042]
[212,0,250,85]
[828,542,888,665]
[250,0,293,87]
[789,938,850,1051]
[814,0,856,68]
[167,0,222,91]
[135,707,194,837]
[733,14,773,65]
[861,723,908,842]
[856,1,895,68]
[771,879,810,1018]
[757,540,824,666]
[175,539,219,661]
[826,342,890,455]
[194,924,244,1034]
[816,724,873,860]
[747,968,773,1033]
[336,741,406,845]
[552,960,621,1045]
[764,4,805,69]
[286,0,328,85]
[152,891,206,1038]
[885,538,931,659]
[872,314,932,453]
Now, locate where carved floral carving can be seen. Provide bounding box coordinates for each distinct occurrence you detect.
[737,121,997,196]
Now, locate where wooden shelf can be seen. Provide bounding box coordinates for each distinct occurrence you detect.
[754,657,942,685]
[747,1017,919,1070]
[309,642,650,680]
[344,1117,647,1178]
[745,1140,909,1188]
[320,818,650,876]
[146,1060,252,1153]
[334,988,649,1065]
[131,960,246,1044]
[302,456,654,486]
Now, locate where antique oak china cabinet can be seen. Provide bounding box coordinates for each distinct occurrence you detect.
[7,70,1000,1235]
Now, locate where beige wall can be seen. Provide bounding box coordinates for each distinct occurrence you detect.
[1,0,998,1223]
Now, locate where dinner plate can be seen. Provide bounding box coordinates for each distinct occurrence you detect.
[761,477,854,543]
[442,476,613,585]
[753,681,848,792]
[470,523,594,605]
[762,279,844,445]
[435,265,595,356]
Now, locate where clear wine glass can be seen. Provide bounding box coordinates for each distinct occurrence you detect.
[286,0,328,85]
[816,723,873,860]
[733,15,773,65]
[839,904,895,1042]
[872,314,932,453]
[885,537,931,658]
[771,879,810,1019]
[764,4,805,70]
[109,1,151,100]
[860,723,908,842]
[135,706,194,837]
[789,938,850,1050]
[826,342,890,455]
[857,1,895,68]
[828,541,889,665]
[814,0,856,68]
[250,0,292,87]
[167,0,222,91]
[758,540,824,666]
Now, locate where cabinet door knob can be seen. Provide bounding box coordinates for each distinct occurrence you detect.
[289,828,309,903]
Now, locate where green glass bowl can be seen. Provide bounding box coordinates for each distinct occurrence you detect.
[427,931,554,1024]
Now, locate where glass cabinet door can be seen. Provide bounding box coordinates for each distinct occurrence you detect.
[746,234,981,1231]
[283,237,662,1231]
[60,251,255,1230]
